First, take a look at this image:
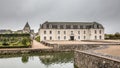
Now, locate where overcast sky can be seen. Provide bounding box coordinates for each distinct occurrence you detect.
[0,0,120,33]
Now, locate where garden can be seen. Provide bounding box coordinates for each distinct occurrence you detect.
[0,34,31,48]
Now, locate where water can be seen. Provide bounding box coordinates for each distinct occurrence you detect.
[0,52,74,68]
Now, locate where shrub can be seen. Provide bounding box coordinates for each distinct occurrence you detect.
[22,38,31,46]
[35,36,40,42]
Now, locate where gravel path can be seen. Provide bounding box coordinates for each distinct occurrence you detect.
[32,40,53,49]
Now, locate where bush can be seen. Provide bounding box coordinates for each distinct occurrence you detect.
[22,38,31,46]
[35,36,40,42]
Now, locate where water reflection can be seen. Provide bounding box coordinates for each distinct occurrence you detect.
[21,55,29,63]
[39,52,73,65]
[0,52,74,68]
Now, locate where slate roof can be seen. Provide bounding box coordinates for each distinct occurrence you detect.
[24,22,30,28]
[40,21,104,29]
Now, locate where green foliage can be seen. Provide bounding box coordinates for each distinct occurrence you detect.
[35,36,40,42]
[105,32,120,40]
[22,38,31,46]
[0,34,31,48]
[2,39,9,46]
[21,55,29,63]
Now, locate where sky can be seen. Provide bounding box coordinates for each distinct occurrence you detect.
[0,0,120,33]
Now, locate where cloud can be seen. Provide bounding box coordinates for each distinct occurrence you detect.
[0,0,120,33]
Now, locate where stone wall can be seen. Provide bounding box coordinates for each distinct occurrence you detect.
[0,48,53,55]
[74,50,120,68]
[52,44,100,51]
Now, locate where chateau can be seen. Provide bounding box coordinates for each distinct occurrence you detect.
[39,21,104,41]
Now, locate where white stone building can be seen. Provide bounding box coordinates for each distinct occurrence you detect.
[39,21,104,41]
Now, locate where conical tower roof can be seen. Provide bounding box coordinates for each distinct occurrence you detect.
[24,22,30,28]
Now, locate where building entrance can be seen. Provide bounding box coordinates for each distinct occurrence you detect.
[70,36,74,40]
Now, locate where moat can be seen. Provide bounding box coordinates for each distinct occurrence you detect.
[0,52,75,68]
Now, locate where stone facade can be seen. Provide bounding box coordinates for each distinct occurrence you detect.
[39,21,104,41]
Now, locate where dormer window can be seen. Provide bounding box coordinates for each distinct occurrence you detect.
[43,24,46,28]
[94,24,97,29]
[49,24,52,29]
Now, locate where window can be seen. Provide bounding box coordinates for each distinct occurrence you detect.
[43,24,46,28]
[52,25,57,29]
[71,31,73,35]
[64,36,66,40]
[94,24,97,28]
[66,25,71,29]
[78,36,80,39]
[58,36,60,40]
[95,36,97,39]
[78,31,80,34]
[84,31,86,34]
[95,30,97,34]
[84,36,86,40]
[44,31,46,34]
[47,24,49,28]
[44,36,46,40]
[99,36,102,39]
[60,25,64,29]
[73,25,78,29]
[64,31,66,34]
[80,25,83,29]
[50,31,52,34]
[99,30,102,34]
[83,25,86,29]
[50,36,52,40]
[58,31,60,34]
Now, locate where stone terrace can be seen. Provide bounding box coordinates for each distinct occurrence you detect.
[44,40,120,45]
